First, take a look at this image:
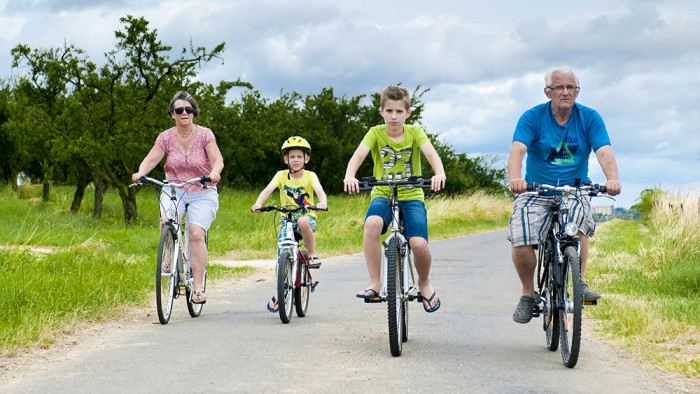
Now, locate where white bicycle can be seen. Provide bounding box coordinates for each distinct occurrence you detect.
[130,176,213,325]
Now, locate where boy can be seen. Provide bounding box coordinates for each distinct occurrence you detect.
[343,85,446,313]
[252,136,328,313]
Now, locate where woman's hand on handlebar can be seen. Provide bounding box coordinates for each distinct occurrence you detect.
[251,204,262,213]
[316,202,327,210]
[207,171,221,184]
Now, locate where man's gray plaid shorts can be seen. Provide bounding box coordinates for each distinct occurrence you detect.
[507,193,596,246]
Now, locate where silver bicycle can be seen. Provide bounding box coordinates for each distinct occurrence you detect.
[358,175,432,357]
[130,176,213,325]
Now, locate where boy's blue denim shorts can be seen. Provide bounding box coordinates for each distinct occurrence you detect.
[278,215,317,242]
[365,197,428,241]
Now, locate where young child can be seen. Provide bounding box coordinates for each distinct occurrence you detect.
[252,136,328,313]
[343,85,446,313]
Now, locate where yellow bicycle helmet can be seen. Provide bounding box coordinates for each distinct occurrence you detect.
[281,136,311,155]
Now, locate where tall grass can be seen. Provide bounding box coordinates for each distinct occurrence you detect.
[1,184,511,355]
[588,191,699,377]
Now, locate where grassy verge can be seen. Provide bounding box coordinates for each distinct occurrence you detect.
[587,192,699,377]
[0,184,511,356]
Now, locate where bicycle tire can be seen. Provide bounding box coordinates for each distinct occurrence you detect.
[540,239,559,351]
[560,245,583,368]
[187,269,206,317]
[386,237,403,356]
[277,250,294,324]
[156,227,177,325]
[295,250,310,317]
[401,246,410,343]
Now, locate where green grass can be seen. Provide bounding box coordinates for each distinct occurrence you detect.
[587,191,699,377]
[0,184,511,355]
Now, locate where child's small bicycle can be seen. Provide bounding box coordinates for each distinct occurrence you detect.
[255,205,327,324]
[129,175,213,325]
[358,175,433,357]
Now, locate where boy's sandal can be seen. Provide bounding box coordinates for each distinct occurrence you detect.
[308,257,322,269]
[191,291,207,304]
[267,296,279,312]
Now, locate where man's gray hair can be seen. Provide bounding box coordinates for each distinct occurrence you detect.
[544,66,579,87]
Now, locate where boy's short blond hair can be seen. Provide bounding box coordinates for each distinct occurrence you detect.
[380,85,411,111]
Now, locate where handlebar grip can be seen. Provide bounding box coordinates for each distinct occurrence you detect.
[599,185,607,193]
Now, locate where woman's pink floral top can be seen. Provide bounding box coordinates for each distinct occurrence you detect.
[156,125,217,191]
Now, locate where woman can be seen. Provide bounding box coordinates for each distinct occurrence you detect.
[132,91,223,304]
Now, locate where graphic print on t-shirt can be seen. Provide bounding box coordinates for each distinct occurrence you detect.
[546,138,579,165]
[284,185,311,207]
[380,145,413,180]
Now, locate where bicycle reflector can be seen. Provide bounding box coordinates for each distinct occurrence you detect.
[165,208,178,221]
[564,222,579,236]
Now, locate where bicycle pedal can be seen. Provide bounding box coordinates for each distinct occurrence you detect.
[310,281,319,292]
[364,297,382,303]
[584,300,598,305]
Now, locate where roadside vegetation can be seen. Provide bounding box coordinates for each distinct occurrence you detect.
[0,184,511,356]
[587,189,699,377]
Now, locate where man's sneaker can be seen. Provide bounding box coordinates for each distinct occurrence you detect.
[581,282,601,301]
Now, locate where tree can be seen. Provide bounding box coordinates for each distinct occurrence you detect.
[12,15,247,222]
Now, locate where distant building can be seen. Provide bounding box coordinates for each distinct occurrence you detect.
[591,205,613,216]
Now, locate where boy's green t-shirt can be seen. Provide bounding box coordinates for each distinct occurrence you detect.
[360,124,430,201]
[271,169,321,219]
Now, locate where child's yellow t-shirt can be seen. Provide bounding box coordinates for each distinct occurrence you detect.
[271,169,321,218]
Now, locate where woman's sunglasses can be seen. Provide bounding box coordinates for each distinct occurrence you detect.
[174,106,194,115]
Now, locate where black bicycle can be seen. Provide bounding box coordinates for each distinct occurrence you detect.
[524,181,611,367]
[358,175,433,357]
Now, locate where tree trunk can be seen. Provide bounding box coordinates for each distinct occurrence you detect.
[119,183,138,224]
[93,177,105,219]
[42,182,50,201]
[70,183,86,213]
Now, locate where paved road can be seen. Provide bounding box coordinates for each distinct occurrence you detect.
[3,231,694,393]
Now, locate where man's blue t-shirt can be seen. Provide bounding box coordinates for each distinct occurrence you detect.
[513,102,611,186]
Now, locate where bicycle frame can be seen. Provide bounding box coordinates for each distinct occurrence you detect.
[129,175,212,324]
[256,205,325,323]
[526,181,611,367]
[378,187,418,303]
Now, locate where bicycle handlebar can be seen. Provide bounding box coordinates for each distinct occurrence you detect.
[525,182,607,196]
[254,205,328,214]
[129,176,213,189]
[358,176,432,192]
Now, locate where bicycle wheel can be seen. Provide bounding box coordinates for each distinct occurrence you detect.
[401,247,410,343]
[295,250,310,317]
[156,227,177,325]
[560,245,583,368]
[539,240,559,351]
[277,250,294,324]
[187,269,206,317]
[386,237,404,356]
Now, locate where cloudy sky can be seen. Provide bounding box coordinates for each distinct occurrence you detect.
[2,0,699,208]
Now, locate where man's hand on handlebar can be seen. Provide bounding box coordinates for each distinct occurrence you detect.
[604,179,621,196]
[509,178,527,194]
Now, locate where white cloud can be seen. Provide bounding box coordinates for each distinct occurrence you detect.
[1,0,699,208]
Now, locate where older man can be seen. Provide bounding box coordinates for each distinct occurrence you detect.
[507,66,622,324]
